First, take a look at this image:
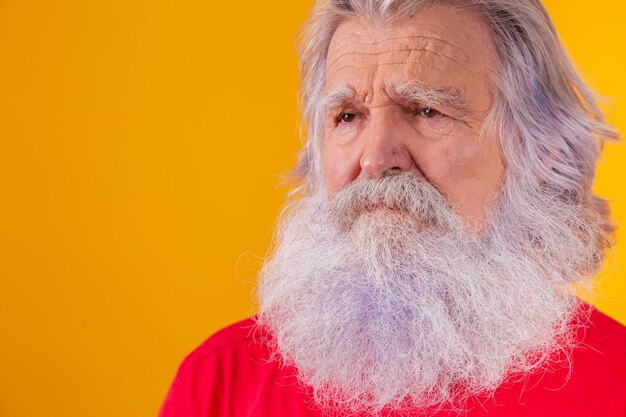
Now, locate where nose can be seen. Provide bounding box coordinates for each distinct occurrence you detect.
[359,113,415,179]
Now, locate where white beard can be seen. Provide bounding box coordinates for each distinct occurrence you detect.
[257,173,600,415]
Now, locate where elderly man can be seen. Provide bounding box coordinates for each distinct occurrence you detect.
[160,0,626,415]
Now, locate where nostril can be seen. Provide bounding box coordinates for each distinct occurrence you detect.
[382,167,404,177]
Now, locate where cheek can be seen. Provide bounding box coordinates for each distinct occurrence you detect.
[410,129,499,192]
[322,141,362,195]
[413,133,504,223]
[411,147,456,189]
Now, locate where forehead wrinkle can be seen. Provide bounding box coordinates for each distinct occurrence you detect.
[329,56,472,82]
[327,34,469,69]
[329,34,467,55]
[328,43,488,87]
[327,49,471,75]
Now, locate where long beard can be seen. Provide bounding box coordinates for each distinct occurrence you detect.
[257,173,600,415]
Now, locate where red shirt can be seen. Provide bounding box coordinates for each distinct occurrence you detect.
[160,306,626,416]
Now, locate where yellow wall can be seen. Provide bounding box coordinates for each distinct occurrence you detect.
[0,1,623,416]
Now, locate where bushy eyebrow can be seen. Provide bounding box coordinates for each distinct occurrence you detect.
[320,86,358,117]
[320,81,468,118]
[390,81,467,115]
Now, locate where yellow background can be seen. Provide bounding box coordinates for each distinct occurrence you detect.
[0,1,624,416]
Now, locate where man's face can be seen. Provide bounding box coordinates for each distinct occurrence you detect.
[322,5,504,228]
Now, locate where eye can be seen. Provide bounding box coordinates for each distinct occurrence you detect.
[338,112,357,123]
[420,107,442,118]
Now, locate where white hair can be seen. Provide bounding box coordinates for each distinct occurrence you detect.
[291,0,617,258]
[256,1,618,415]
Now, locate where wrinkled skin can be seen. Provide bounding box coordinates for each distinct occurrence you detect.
[322,5,505,230]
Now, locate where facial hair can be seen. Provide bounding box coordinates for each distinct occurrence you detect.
[256,172,600,415]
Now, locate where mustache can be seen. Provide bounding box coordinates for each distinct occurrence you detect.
[326,172,454,226]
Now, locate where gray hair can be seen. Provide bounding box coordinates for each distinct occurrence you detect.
[290,0,617,264]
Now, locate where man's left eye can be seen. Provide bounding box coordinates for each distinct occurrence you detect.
[420,107,442,118]
[339,112,357,123]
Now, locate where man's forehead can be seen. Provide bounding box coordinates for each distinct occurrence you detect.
[325,6,496,81]
[327,32,471,72]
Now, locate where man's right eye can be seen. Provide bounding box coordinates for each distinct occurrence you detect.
[338,112,357,123]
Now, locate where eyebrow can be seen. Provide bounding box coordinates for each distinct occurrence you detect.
[390,81,467,114]
[320,86,358,117]
[320,81,468,117]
